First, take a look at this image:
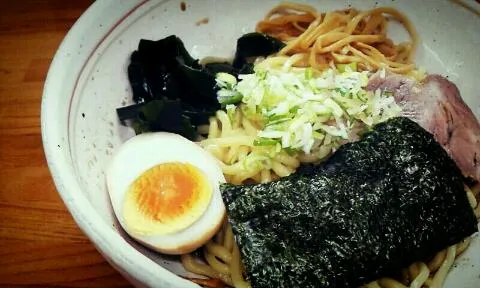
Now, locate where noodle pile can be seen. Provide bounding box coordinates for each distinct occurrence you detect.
[199,109,301,185]
[181,219,250,288]
[256,2,418,74]
[179,3,480,288]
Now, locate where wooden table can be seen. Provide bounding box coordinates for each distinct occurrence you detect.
[0,1,131,287]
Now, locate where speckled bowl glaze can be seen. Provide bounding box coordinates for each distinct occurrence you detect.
[41,0,480,287]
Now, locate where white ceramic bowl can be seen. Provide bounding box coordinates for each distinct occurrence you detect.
[41,0,480,287]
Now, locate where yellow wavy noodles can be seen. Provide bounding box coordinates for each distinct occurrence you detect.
[256,2,419,73]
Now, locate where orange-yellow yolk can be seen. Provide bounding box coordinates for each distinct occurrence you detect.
[122,162,213,236]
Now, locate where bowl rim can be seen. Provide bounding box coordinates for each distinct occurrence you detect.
[41,0,197,287]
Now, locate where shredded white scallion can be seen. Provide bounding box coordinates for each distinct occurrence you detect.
[215,60,401,157]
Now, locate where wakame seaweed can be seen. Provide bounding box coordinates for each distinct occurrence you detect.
[118,33,284,139]
[118,36,219,139]
[232,33,286,69]
[222,117,478,288]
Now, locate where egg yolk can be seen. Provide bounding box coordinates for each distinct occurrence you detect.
[123,162,213,236]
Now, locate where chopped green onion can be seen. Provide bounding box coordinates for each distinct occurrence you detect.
[305,68,313,79]
[336,62,358,73]
[283,147,298,155]
[216,72,237,86]
[268,114,288,122]
[254,137,279,146]
[312,131,325,140]
[218,59,400,159]
[218,92,243,105]
[289,106,300,113]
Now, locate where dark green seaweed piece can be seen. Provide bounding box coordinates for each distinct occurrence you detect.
[129,36,203,103]
[222,117,478,288]
[119,36,221,139]
[232,33,286,68]
[127,51,151,103]
[116,99,196,138]
[132,36,218,109]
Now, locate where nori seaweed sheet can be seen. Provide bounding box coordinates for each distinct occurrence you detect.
[221,117,478,288]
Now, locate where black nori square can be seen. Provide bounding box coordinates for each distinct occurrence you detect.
[221,117,478,288]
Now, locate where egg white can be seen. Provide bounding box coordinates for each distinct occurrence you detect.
[106,132,226,254]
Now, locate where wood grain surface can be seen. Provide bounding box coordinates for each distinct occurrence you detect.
[0,1,131,287]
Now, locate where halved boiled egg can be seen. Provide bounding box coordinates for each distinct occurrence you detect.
[106,132,225,255]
